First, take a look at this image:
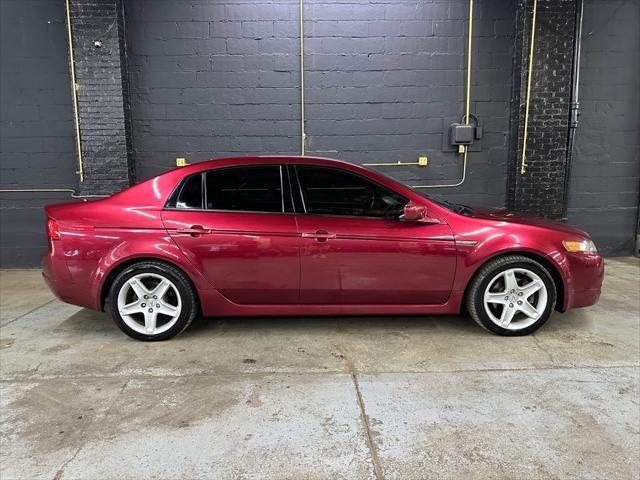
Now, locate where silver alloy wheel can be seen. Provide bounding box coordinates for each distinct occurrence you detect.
[116,273,182,336]
[483,267,548,330]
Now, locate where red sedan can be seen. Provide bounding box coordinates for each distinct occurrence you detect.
[42,156,604,341]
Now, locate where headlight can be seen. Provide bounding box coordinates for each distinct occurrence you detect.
[563,239,597,253]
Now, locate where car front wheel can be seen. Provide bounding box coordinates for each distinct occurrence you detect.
[466,255,557,336]
[108,261,197,341]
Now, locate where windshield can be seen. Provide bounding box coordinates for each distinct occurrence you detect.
[413,189,474,216]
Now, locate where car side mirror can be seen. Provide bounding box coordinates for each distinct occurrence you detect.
[402,202,435,223]
[404,203,426,221]
[403,202,440,224]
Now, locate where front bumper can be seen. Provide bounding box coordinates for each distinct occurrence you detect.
[563,252,605,310]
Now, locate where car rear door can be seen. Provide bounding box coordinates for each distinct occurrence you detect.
[161,165,300,304]
[292,164,456,305]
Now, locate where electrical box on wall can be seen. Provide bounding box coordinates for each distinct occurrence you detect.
[441,117,483,152]
[449,123,474,145]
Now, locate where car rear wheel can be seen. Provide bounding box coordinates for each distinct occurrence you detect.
[108,261,197,341]
[466,255,556,336]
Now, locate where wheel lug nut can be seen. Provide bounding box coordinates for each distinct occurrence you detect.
[148,308,153,313]
[156,304,160,308]
[518,292,523,296]
[504,296,509,300]
[509,303,514,308]
[510,290,515,293]
[518,301,522,305]
[144,295,148,299]
[141,303,146,307]
[153,295,157,299]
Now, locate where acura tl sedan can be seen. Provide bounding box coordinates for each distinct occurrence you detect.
[42,156,604,341]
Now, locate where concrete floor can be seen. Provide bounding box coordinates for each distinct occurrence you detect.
[1,258,639,480]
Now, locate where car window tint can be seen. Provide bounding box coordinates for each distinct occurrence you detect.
[206,166,283,213]
[296,166,406,218]
[175,173,203,209]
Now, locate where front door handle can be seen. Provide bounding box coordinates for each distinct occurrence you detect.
[176,225,210,236]
[301,229,336,242]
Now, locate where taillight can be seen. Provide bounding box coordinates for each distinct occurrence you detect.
[47,218,60,240]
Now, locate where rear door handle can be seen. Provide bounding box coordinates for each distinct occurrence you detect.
[176,225,211,236]
[301,229,336,242]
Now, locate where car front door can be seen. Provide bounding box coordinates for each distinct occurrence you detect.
[292,165,456,305]
[162,165,299,304]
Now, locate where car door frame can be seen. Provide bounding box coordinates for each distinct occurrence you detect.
[161,164,302,305]
[288,163,457,305]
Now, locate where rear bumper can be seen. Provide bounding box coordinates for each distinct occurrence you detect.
[563,252,604,310]
[41,249,96,309]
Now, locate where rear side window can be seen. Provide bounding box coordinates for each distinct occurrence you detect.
[175,173,203,209]
[205,166,283,213]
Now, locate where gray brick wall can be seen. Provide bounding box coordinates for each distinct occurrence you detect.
[70,0,134,195]
[566,0,640,256]
[1,0,638,266]
[507,0,576,220]
[125,0,515,208]
[0,0,78,267]
[125,0,300,178]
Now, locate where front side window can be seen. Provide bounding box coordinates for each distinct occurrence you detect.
[296,166,406,218]
[205,166,283,213]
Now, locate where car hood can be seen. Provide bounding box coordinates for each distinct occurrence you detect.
[472,208,590,238]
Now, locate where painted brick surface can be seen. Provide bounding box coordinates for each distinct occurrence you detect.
[567,0,640,255]
[70,0,134,195]
[507,0,576,220]
[125,0,515,208]
[1,0,638,266]
[0,0,78,267]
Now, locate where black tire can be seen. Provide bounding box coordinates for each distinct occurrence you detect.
[465,255,556,336]
[108,260,198,341]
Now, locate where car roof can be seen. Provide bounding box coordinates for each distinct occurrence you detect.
[170,155,382,181]
[110,155,451,220]
[189,155,360,169]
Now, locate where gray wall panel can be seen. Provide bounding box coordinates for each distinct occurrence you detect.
[0,0,77,267]
[125,0,515,209]
[567,0,640,256]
